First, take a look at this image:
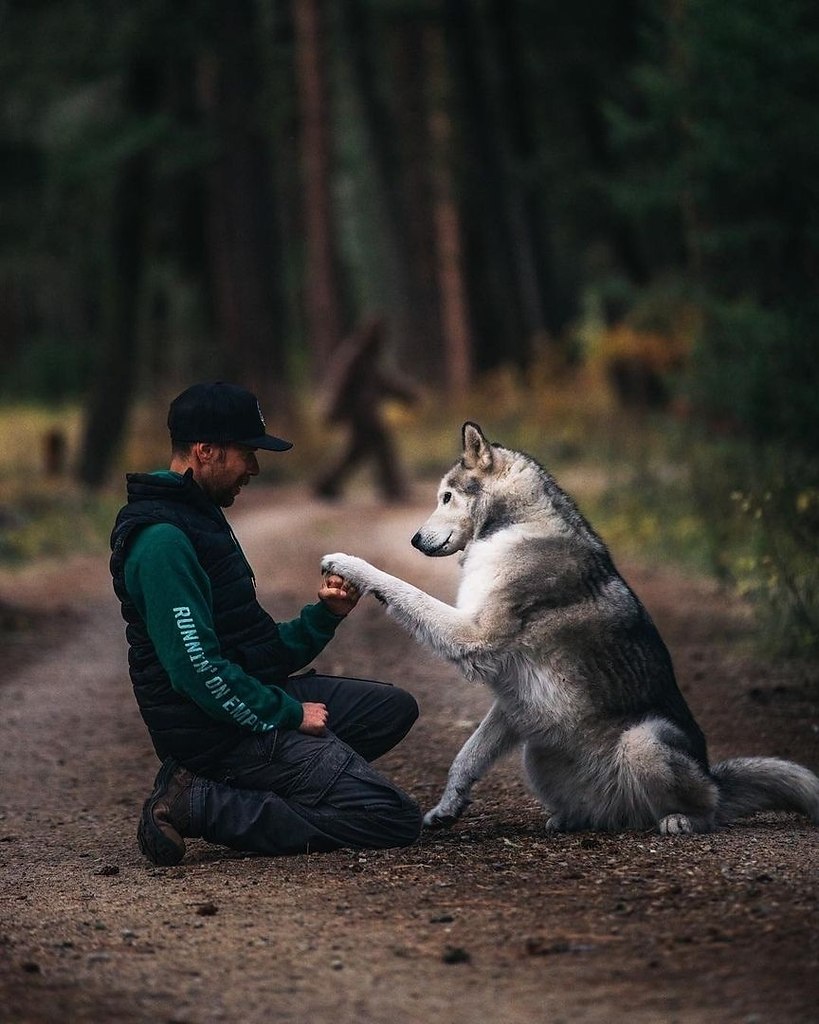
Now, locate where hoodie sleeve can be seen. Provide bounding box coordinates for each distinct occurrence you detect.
[274,600,344,672]
[124,523,305,731]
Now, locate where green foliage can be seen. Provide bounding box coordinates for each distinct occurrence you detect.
[603,0,819,657]
[0,337,95,402]
[688,441,819,656]
[731,489,819,657]
[688,299,819,450]
[579,474,711,580]
[562,426,819,658]
[609,0,819,449]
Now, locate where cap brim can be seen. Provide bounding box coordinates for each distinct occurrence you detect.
[242,434,293,452]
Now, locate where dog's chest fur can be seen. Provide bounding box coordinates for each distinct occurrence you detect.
[454,527,589,733]
[494,655,586,736]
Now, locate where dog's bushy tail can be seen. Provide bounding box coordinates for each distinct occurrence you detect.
[712,757,819,825]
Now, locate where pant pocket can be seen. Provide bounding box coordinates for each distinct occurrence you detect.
[287,736,354,807]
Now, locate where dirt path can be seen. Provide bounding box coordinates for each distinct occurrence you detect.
[1,485,817,1024]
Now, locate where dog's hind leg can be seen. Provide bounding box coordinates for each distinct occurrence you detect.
[424,701,519,828]
[615,719,718,833]
[655,750,719,835]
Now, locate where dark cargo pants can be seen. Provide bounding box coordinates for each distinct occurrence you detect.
[181,673,422,856]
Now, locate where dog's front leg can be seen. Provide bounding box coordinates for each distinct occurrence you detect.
[425,701,519,828]
[321,552,483,659]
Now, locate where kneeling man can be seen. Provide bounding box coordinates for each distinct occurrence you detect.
[110,381,421,865]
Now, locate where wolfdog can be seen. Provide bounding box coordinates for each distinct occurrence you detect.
[322,423,819,835]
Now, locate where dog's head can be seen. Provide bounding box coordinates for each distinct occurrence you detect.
[411,422,509,557]
[412,422,600,558]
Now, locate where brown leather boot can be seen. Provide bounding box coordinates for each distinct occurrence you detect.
[137,758,194,866]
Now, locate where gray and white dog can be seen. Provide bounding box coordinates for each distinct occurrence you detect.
[322,422,819,835]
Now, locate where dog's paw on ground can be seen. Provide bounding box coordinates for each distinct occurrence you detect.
[659,813,693,835]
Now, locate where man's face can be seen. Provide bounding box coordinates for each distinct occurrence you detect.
[199,443,260,507]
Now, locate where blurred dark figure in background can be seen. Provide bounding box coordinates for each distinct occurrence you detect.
[314,316,419,502]
[43,428,67,476]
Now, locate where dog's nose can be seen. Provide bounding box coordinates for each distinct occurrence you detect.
[411,531,423,550]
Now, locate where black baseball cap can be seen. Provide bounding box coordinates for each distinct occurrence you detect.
[167,382,293,452]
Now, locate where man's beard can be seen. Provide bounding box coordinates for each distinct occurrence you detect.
[215,477,249,507]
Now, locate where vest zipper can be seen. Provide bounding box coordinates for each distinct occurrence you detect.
[220,510,257,588]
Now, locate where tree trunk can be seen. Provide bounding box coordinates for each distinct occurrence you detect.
[425,24,473,400]
[292,0,345,375]
[198,0,291,417]
[442,0,527,372]
[76,59,156,488]
[387,14,447,383]
[0,273,23,369]
[485,0,555,341]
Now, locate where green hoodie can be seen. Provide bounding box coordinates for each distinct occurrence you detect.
[124,521,342,732]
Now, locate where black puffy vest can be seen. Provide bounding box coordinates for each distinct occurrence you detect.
[110,470,296,770]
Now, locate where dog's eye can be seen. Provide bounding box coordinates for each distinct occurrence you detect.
[441,491,452,505]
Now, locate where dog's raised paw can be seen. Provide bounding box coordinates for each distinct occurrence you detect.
[321,552,363,581]
[321,552,346,576]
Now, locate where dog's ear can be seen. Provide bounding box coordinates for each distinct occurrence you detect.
[461,421,493,471]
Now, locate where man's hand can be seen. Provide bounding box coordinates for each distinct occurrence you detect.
[299,702,329,735]
[319,573,361,617]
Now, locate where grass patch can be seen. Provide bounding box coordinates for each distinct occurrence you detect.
[0,479,120,566]
[0,404,84,477]
[0,404,118,567]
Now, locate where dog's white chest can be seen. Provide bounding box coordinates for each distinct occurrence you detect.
[455,531,522,615]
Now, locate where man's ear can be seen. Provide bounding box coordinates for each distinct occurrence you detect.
[192,441,216,464]
[461,421,493,471]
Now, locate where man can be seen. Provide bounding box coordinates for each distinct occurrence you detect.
[110,381,421,866]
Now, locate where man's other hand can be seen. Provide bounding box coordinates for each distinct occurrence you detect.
[299,702,329,735]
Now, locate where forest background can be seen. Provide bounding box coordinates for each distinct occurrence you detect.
[0,0,817,657]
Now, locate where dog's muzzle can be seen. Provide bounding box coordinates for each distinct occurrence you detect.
[411,530,452,556]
